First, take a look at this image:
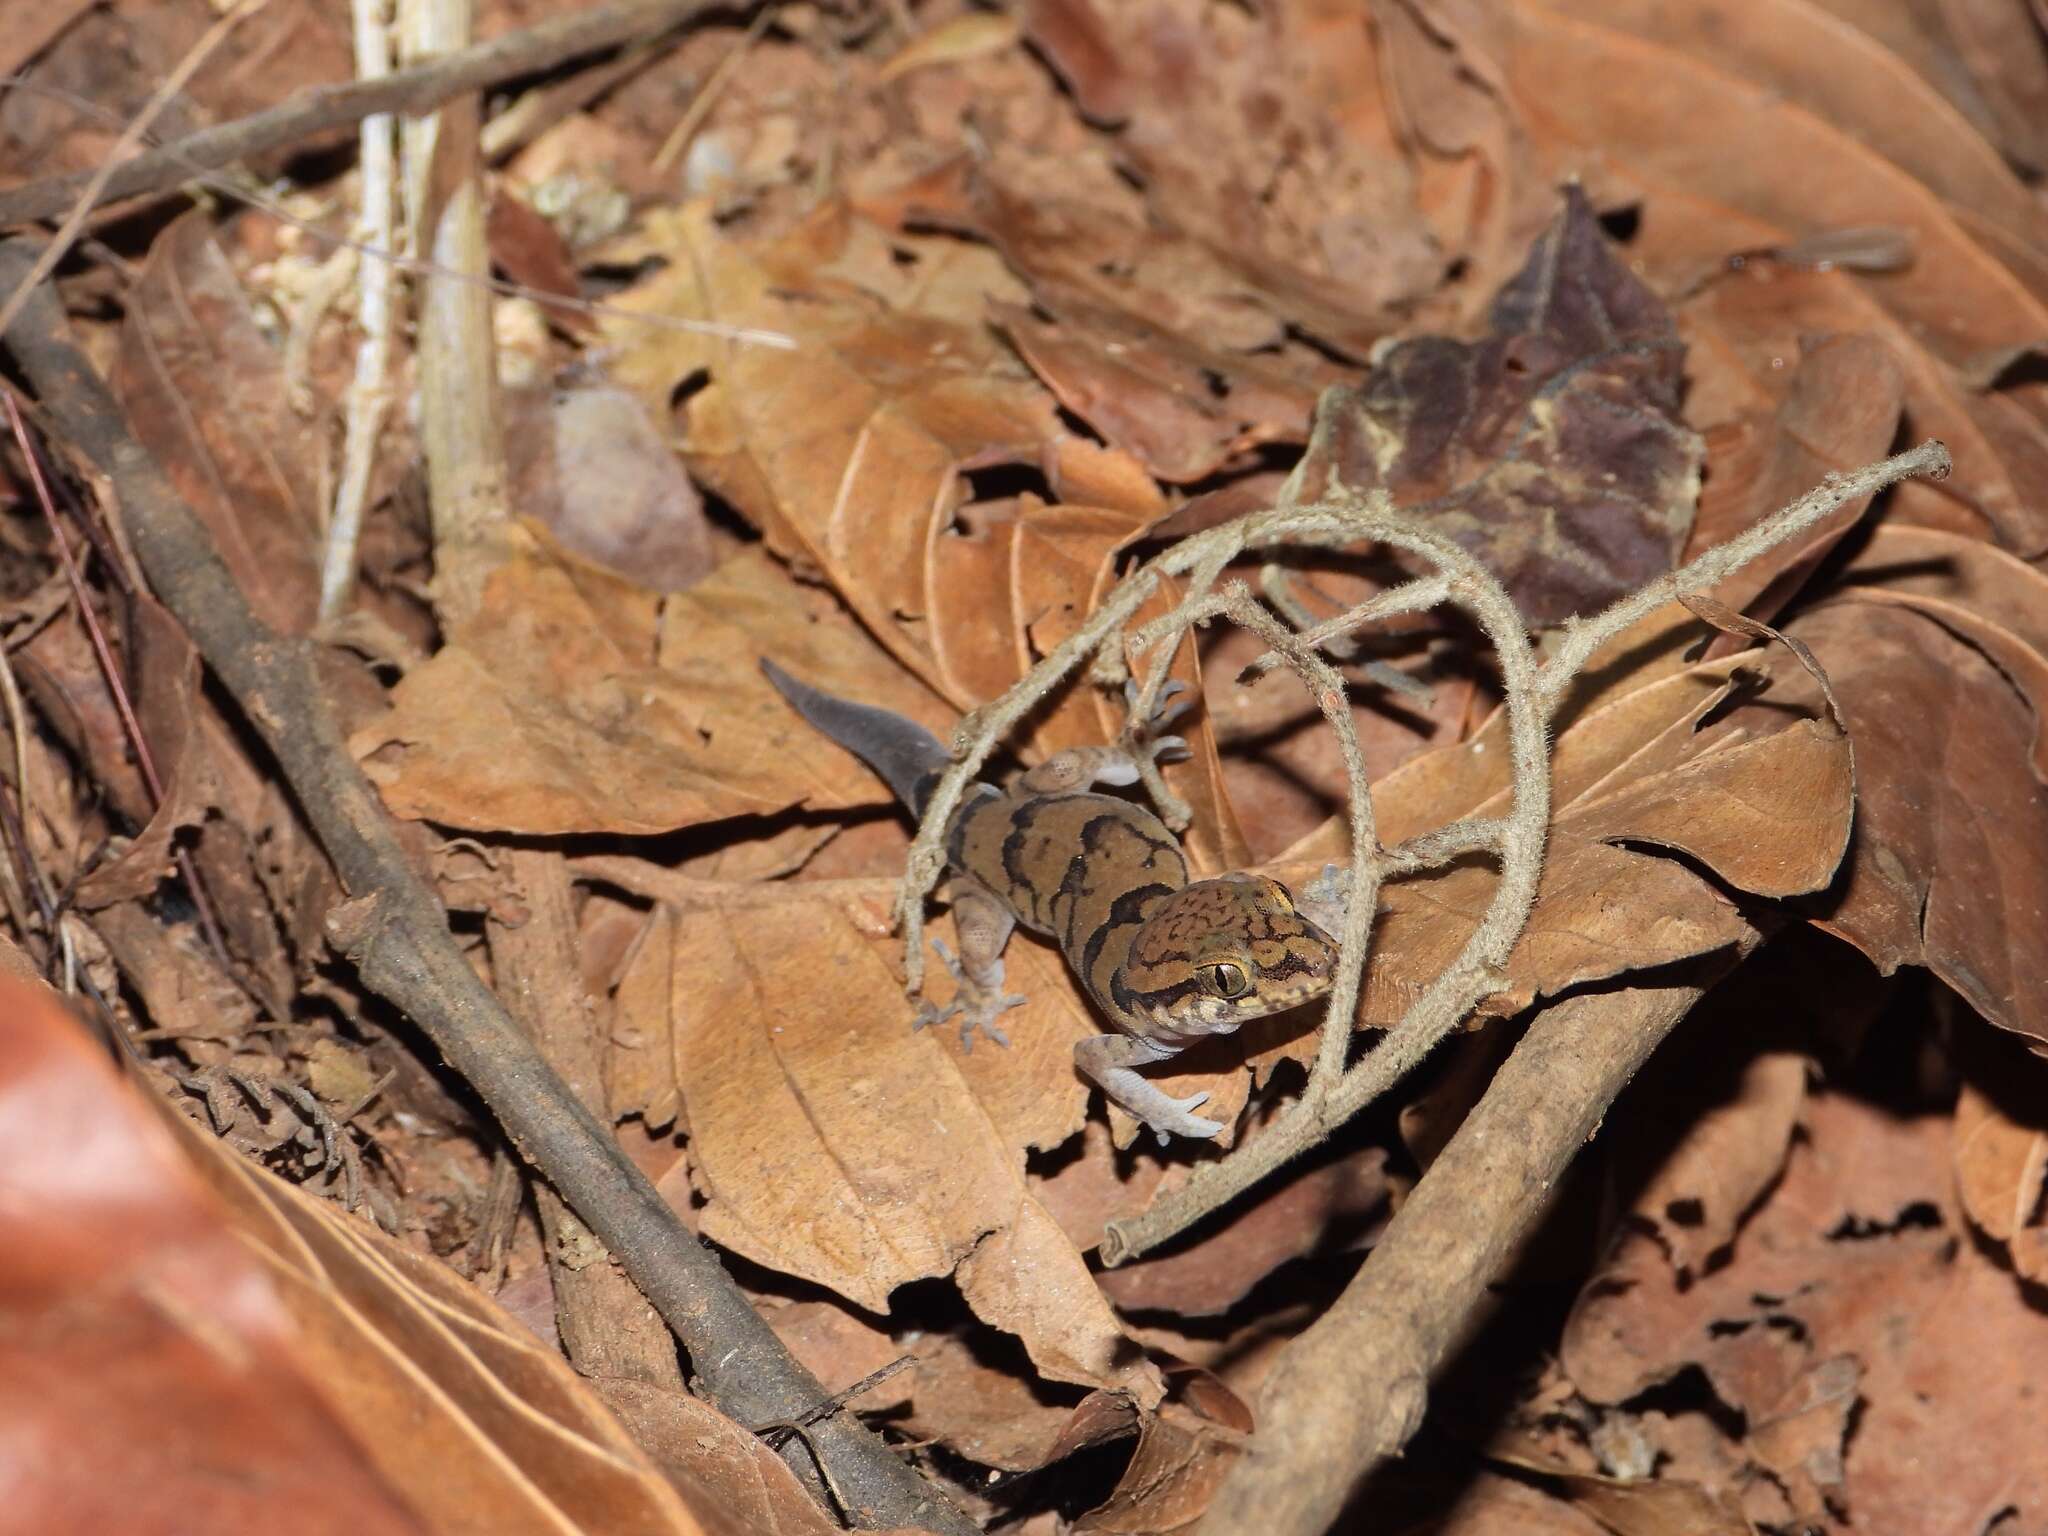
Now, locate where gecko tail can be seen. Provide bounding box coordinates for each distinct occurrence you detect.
[760,658,952,815]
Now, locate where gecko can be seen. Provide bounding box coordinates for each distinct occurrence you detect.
[762,660,1339,1142]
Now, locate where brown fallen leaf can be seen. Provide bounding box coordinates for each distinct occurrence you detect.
[502,384,715,590]
[352,542,955,834]
[1683,332,1906,635]
[1021,0,1443,341]
[634,881,1159,1404]
[1487,1448,1750,1536]
[1951,1048,2048,1283]
[1514,0,2048,556]
[111,212,324,636]
[1288,186,1704,626]
[1072,1367,1253,1535]
[1788,600,2048,1044]
[0,967,707,1536]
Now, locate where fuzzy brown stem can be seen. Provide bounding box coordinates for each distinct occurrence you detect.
[0,240,977,1536]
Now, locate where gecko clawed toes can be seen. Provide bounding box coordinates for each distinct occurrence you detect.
[1151,1090,1223,1145]
[921,937,1024,1052]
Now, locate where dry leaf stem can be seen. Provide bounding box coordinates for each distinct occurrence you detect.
[0,0,723,230]
[0,242,981,1536]
[895,437,1951,1273]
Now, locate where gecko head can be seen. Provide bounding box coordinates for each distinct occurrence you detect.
[1117,874,1338,1040]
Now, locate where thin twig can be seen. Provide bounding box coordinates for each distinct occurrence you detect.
[0,0,269,342]
[5,390,238,976]
[0,76,796,349]
[0,0,725,229]
[0,240,980,1536]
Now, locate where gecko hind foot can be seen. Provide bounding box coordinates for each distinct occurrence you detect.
[917,938,1026,1052]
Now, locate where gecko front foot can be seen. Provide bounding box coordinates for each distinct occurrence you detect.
[915,937,1026,1052]
[1076,1032,1227,1144]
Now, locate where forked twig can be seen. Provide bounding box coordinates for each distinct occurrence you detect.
[889,429,1951,1267]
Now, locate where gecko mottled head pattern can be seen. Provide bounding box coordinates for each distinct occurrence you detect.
[1114,874,1338,1044]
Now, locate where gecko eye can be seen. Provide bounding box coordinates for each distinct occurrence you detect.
[1198,962,1250,999]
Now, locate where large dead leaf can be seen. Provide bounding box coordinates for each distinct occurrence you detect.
[596,201,1248,867]
[1512,0,2048,556]
[1020,0,1442,342]
[1274,624,1850,1043]
[353,543,954,834]
[0,968,710,1535]
[1289,186,1704,626]
[628,882,1160,1405]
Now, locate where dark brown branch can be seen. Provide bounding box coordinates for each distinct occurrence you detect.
[1196,957,1754,1536]
[0,241,978,1536]
[0,0,717,229]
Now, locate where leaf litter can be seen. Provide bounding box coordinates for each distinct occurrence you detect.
[2,0,2047,1531]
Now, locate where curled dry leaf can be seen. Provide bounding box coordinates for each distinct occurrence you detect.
[0,968,708,1536]
[594,201,1247,865]
[1289,186,1704,626]
[1273,622,1851,1049]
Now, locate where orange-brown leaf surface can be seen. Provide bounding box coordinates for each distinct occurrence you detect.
[11,0,2048,1529]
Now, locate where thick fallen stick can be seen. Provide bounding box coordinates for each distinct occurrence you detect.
[1195,965,1751,1536]
[0,239,979,1536]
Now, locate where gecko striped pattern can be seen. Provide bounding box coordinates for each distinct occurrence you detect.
[764,661,1339,1141]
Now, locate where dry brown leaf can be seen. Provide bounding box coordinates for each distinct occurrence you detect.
[1290,186,1704,626]
[1071,1368,1253,1535]
[1571,1084,2048,1532]
[637,882,1158,1404]
[353,543,953,834]
[72,596,217,910]
[877,9,1023,81]
[1788,600,2048,1044]
[1023,0,1441,338]
[1951,1070,2048,1283]
[0,969,707,1535]
[1684,332,1906,633]
[1487,1448,1751,1536]
[1276,633,1850,1048]
[1421,1471,1611,1535]
[1513,0,2048,556]
[1567,0,2048,259]
[502,384,715,590]
[1618,1050,1808,1275]
[89,903,260,1046]
[600,201,1052,691]
[595,1378,914,1536]
[596,202,1249,865]
[1834,521,2048,778]
[112,212,324,635]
